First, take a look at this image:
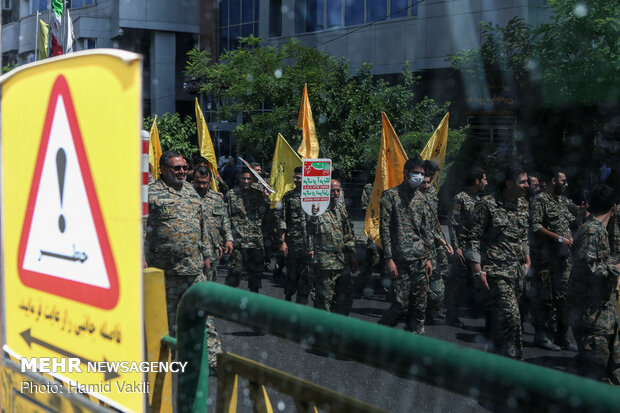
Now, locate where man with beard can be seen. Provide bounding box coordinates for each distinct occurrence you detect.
[529,167,578,351]
[447,167,487,327]
[225,168,270,292]
[145,151,221,369]
[528,171,542,200]
[192,166,233,281]
[464,162,530,359]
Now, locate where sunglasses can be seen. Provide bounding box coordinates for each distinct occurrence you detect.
[166,165,189,172]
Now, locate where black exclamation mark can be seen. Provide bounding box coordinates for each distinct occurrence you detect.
[57,148,66,233]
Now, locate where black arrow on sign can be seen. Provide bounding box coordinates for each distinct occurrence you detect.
[20,328,120,381]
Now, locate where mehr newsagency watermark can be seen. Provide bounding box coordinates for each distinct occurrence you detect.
[20,357,188,394]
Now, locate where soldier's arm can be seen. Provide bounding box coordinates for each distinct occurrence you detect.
[379,192,393,260]
[449,196,462,250]
[582,231,620,280]
[277,196,288,241]
[463,201,488,267]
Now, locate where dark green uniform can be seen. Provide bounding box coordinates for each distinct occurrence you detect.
[529,191,575,336]
[447,190,479,320]
[378,183,433,334]
[308,203,356,314]
[146,179,221,366]
[422,185,448,320]
[464,193,529,358]
[225,186,269,292]
[356,183,382,295]
[566,215,620,383]
[278,188,312,304]
[200,189,233,281]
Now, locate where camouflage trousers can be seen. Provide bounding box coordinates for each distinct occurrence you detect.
[378,259,429,334]
[284,250,311,304]
[531,252,572,332]
[445,257,469,318]
[226,247,265,292]
[427,245,448,315]
[487,275,522,358]
[572,325,620,384]
[313,269,353,315]
[354,240,382,293]
[165,273,222,368]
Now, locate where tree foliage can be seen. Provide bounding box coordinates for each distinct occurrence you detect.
[143,113,198,159]
[185,36,469,177]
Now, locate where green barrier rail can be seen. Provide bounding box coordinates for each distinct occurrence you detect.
[176,282,620,413]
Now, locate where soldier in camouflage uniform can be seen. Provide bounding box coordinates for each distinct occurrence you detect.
[278,167,312,303]
[192,166,234,281]
[145,151,221,368]
[225,169,270,292]
[446,167,487,327]
[355,182,383,297]
[308,178,358,313]
[609,205,620,257]
[565,184,620,384]
[464,163,530,359]
[420,161,453,324]
[529,167,578,351]
[377,157,434,334]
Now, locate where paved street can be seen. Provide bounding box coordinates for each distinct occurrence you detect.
[203,223,578,413]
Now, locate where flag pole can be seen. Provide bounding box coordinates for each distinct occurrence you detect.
[35,10,40,61]
[46,0,53,57]
[61,0,66,53]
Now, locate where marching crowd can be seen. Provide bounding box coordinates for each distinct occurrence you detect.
[144,150,620,385]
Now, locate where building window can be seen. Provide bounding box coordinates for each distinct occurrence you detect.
[67,0,96,8]
[306,0,324,32]
[269,0,282,36]
[30,0,47,14]
[326,0,341,28]
[219,0,260,52]
[344,0,362,26]
[390,0,408,19]
[367,0,387,22]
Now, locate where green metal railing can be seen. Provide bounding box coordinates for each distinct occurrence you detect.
[176,282,620,413]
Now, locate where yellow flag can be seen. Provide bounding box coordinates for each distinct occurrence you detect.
[363,112,408,248]
[195,98,218,190]
[420,112,449,189]
[297,83,319,159]
[269,134,302,208]
[38,19,49,60]
[148,115,162,180]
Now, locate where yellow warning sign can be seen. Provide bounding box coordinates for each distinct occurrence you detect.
[1,50,144,412]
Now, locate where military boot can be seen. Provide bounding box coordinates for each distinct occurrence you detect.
[534,330,561,351]
[556,324,578,352]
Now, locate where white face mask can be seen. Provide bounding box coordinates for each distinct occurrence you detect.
[408,173,424,188]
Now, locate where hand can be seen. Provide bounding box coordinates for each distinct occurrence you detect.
[308,250,315,260]
[456,248,466,267]
[523,264,530,278]
[426,260,433,278]
[444,243,454,255]
[224,241,234,255]
[218,246,223,259]
[311,204,319,215]
[561,237,573,248]
[203,258,211,274]
[386,259,398,278]
[474,271,489,291]
[279,241,289,257]
[143,260,148,269]
[349,253,359,272]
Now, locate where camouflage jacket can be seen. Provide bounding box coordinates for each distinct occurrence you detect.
[379,183,432,262]
[608,205,620,257]
[308,203,355,270]
[463,192,529,278]
[529,192,575,254]
[145,179,209,275]
[420,187,445,249]
[449,190,479,251]
[360,183,373,215]
[201,189,233,260]
[566,215,620,334]
[225,186,269,249]
[277,188,312,253]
